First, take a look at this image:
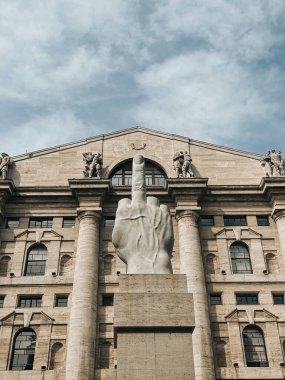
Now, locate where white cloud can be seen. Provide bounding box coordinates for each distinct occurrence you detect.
[1,110,88,155]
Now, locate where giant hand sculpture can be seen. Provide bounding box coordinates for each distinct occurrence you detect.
[112,155,174,274]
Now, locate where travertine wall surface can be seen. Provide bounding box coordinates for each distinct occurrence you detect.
[0,127,285,380]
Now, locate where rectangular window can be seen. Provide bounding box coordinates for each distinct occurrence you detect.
[256,216,269,226]
[18,295,42,308]
[210,293,222,305]
[273,293,284,304]
[29,218,53,228]
[6,218,20,228]
[104,216,115,227]
[55,294,68,307]
[224,216,247,226]
[0,296,5,308]
[102,294,114,306]
[62,218,76,228]
[236,293,258,305]
[200,216,214,227]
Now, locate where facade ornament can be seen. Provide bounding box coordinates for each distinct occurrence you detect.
[0,153,11,180]
[131,143,146,150]
[261,150,285,177]
[112,155,174,274]
[173,151,194,178]
[82,152,103,178]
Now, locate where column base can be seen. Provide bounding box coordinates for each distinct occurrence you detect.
[114,274,195,380]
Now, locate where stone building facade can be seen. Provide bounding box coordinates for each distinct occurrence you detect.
[0,126,285,379]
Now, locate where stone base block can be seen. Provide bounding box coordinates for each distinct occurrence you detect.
[114,274,195,380]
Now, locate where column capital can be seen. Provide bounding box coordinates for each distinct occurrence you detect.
[77,207,102,221]
[272,209,285,222]
[175,209,199,222]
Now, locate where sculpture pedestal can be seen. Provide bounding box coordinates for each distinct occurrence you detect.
[114,274,195,380]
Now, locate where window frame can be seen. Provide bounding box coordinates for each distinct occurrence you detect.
[256,215,269,226]
[10,329,37,371]
[55,294,69,307]
[210,293,222,305]
[62,218,76,228]
[272,293,284,305]
[24,244,47,276]
[0,295,5,308]
[230,242,252,274]
[110,160,166,186]
[200,216,214,227]
[236,293,258,305]
[29,218,53,228]
[102,294,114,307]
[242,326,269,367]
[18,295,42,308]
[5,218,20,229]
[223,216,247,226]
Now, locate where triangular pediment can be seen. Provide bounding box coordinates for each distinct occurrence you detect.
[15,229,63,242]
[225,308,278,323]
[10,126,264,187]
[215,227,262,240]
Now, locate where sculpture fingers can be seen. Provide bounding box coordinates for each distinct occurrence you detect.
[132,155,146,205]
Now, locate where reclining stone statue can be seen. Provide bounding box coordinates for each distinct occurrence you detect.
[112,155,174,274]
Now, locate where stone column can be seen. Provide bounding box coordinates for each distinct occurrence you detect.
[272,210,285,265]
[65,209,101,380]
[176,210,215,380]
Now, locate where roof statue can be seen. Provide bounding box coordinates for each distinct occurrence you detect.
[173,151,194,178]
[261,149,285,177]
[82,152,103,178]
[0,153,11,180]
[112,155,174,274]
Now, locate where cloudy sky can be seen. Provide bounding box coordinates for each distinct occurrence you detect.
[0,0,285,156]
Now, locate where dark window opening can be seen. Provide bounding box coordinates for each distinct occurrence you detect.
[243,326,268,367]
[230,242,252,274]
[25,245,47,276]
[55,295,68,307]
[273,293,284,305]
[256,216,269,226]
[102,294,114,306]
[29,218,53,228]
[10,329,36,371]
[236,293,258,304]
[111,160,166,186]
[224,216,247,226]
[200,216,214,227]
[210,293,222,305]
[0,295,5,308]
[62,218,75,228]
[104,216,115,227]
[6,219,20,229]
[18,296,42,308]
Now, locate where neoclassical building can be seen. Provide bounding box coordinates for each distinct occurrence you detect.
[0,126,285,380]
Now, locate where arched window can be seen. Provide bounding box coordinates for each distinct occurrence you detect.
[242,326,268,367]
[111,160,166,186]
[10,329,36,370]
[0,255,11,276]
[230,242,252,274]
[25,245,47,276]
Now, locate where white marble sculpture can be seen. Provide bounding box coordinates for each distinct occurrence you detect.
[112,155,174,274]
